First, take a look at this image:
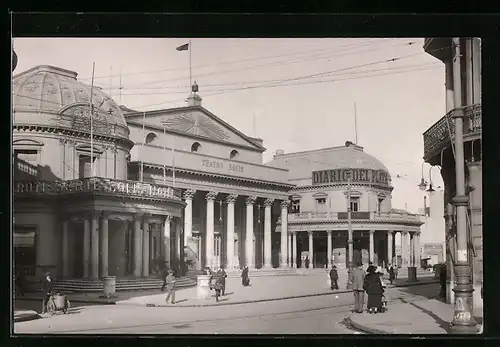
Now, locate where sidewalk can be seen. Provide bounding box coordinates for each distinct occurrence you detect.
[348,298,483,334]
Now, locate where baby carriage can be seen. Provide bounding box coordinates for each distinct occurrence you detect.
[46,292,71,315]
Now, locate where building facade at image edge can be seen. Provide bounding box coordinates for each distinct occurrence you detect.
[13,64,423,286]
[423,38,482,307]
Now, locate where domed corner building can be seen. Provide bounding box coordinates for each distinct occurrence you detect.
[13,65,186,289]
[266,141,424,271]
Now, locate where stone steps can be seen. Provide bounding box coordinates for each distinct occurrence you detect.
[225,268,300,278]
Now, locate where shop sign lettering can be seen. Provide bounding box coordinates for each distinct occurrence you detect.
[202,159,244,173]
[312,168,390,186]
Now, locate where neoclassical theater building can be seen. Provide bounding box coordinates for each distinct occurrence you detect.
[13,64,423,284]
[267,144,424,270]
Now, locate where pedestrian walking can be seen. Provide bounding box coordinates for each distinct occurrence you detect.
[394,265,399,280]
[41,272,53,314]
[349,262,366,313]
[15,269,25,297]
[364,266,384,314]
[329,265,339,290]
[241,265,250,287]
[164,269,176,304]
[216,266,227,296]
[388,264,396,285]
[305,257,310,269]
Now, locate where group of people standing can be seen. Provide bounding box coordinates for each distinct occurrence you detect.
[350,262,388,314]
[205,266,228,302]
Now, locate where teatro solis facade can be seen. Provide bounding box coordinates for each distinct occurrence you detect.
[12,65,294,288]
[267,142,424,271]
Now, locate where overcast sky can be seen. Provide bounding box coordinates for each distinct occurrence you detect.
[12,37,446,213]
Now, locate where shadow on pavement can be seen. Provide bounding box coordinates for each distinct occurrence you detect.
[398,282,440,300]
[409,301,450,333]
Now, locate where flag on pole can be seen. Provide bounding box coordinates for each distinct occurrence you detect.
[176,43,189,51]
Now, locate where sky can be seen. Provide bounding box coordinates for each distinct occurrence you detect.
[12,37,446,213]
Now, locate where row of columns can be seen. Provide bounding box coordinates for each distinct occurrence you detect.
[182,190,289,270]
[284,229,421,269]
[61,212,177,279]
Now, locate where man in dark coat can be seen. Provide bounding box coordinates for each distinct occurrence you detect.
[165,269,176,304]
[329,266,339,290]
[41,272,54,314]
[349,262,366,313]
[216,267,228,296]
[439,263,447,298]
[241,265,250,286]
[388,264,396,285]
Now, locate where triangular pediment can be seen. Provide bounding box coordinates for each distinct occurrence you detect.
[125,106,264,151]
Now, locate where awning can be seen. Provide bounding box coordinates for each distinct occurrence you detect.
[14,231,35,247]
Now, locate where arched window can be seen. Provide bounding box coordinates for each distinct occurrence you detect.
[145,132,157,144]
[191,142,201,152]
[230,149,239,159]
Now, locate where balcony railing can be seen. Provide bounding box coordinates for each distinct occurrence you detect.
[423,103,482,161]
[14,176,182,200]
[287,211,422,224]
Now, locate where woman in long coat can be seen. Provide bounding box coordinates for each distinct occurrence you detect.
[241,265,250,286]
[363,266,384,314]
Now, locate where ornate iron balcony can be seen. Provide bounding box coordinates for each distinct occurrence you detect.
[423,103,482,162]
[14,176,182,201]
[286,211,422,224]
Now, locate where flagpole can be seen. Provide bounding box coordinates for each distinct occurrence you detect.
[163,119,166,185]
[189,40,192,88]
[141,111,145,182]
[90,62,96,177]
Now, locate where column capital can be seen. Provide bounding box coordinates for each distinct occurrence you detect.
[402,230,409,235]
[292,230,297,236]
[280,200,290,209]
[183,189,196,200]
[264,198,274,207]
[101,211,109,219]
[387,229,394,235]
[369,230,375,235]
[164,214,173,222]
[226,193,238,204]
[245,196,257,206]
[205,191,218,201]
[308,231,314,236]
[327,230,332,235]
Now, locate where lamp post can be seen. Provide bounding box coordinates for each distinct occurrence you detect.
[418,162,436,193]
[346,177,354,289]
[449,37,477,334]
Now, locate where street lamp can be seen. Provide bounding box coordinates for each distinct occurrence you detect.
[346,177,354,289]
[418,162,437,192]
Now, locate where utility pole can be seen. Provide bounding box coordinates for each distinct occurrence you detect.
[346,176,353,289]
[449,37,477,334]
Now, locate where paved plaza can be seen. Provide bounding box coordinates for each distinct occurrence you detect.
[13,274,454,335]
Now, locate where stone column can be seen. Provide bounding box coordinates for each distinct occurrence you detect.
[414,232,421,268]
[287,233,292,266]
[369,230,375,264]
[90,212,100,279]
[292,231,297,268]
[183,189,196,246]
[245,196,256,268]
[176,218,181,260]
[133,215,142,277]
[100,212,109,278]
[263,198,274,268]
[409,233,415,267]
[83,217,90,278]
[280,201,289,268]
[206,191,218,269]
[163,216,171,266]
[225,194,238,270]
[401,231,409,268]
[142,218,150,277]
[327,231,332,269]
[308,231,314,268]
[387,230,393,266]
[61,219,69,278]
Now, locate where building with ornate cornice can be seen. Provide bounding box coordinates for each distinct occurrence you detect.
[422,38,482,306]
[266,143,424,270]
[12,65,294,289]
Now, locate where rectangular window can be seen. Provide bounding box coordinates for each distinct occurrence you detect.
[14,227,37,275]
[78,155,96,179]
[291,200,300,213]
[14,149,38,163]
[316,198,326,204]
[350,197,360,212]
[378,198,384,212]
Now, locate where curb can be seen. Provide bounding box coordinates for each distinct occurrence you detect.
[15,296,117,305]
[394,279,439,288]
[14,312,40,323]
[347,316,390,335]
[122,289,353,308]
